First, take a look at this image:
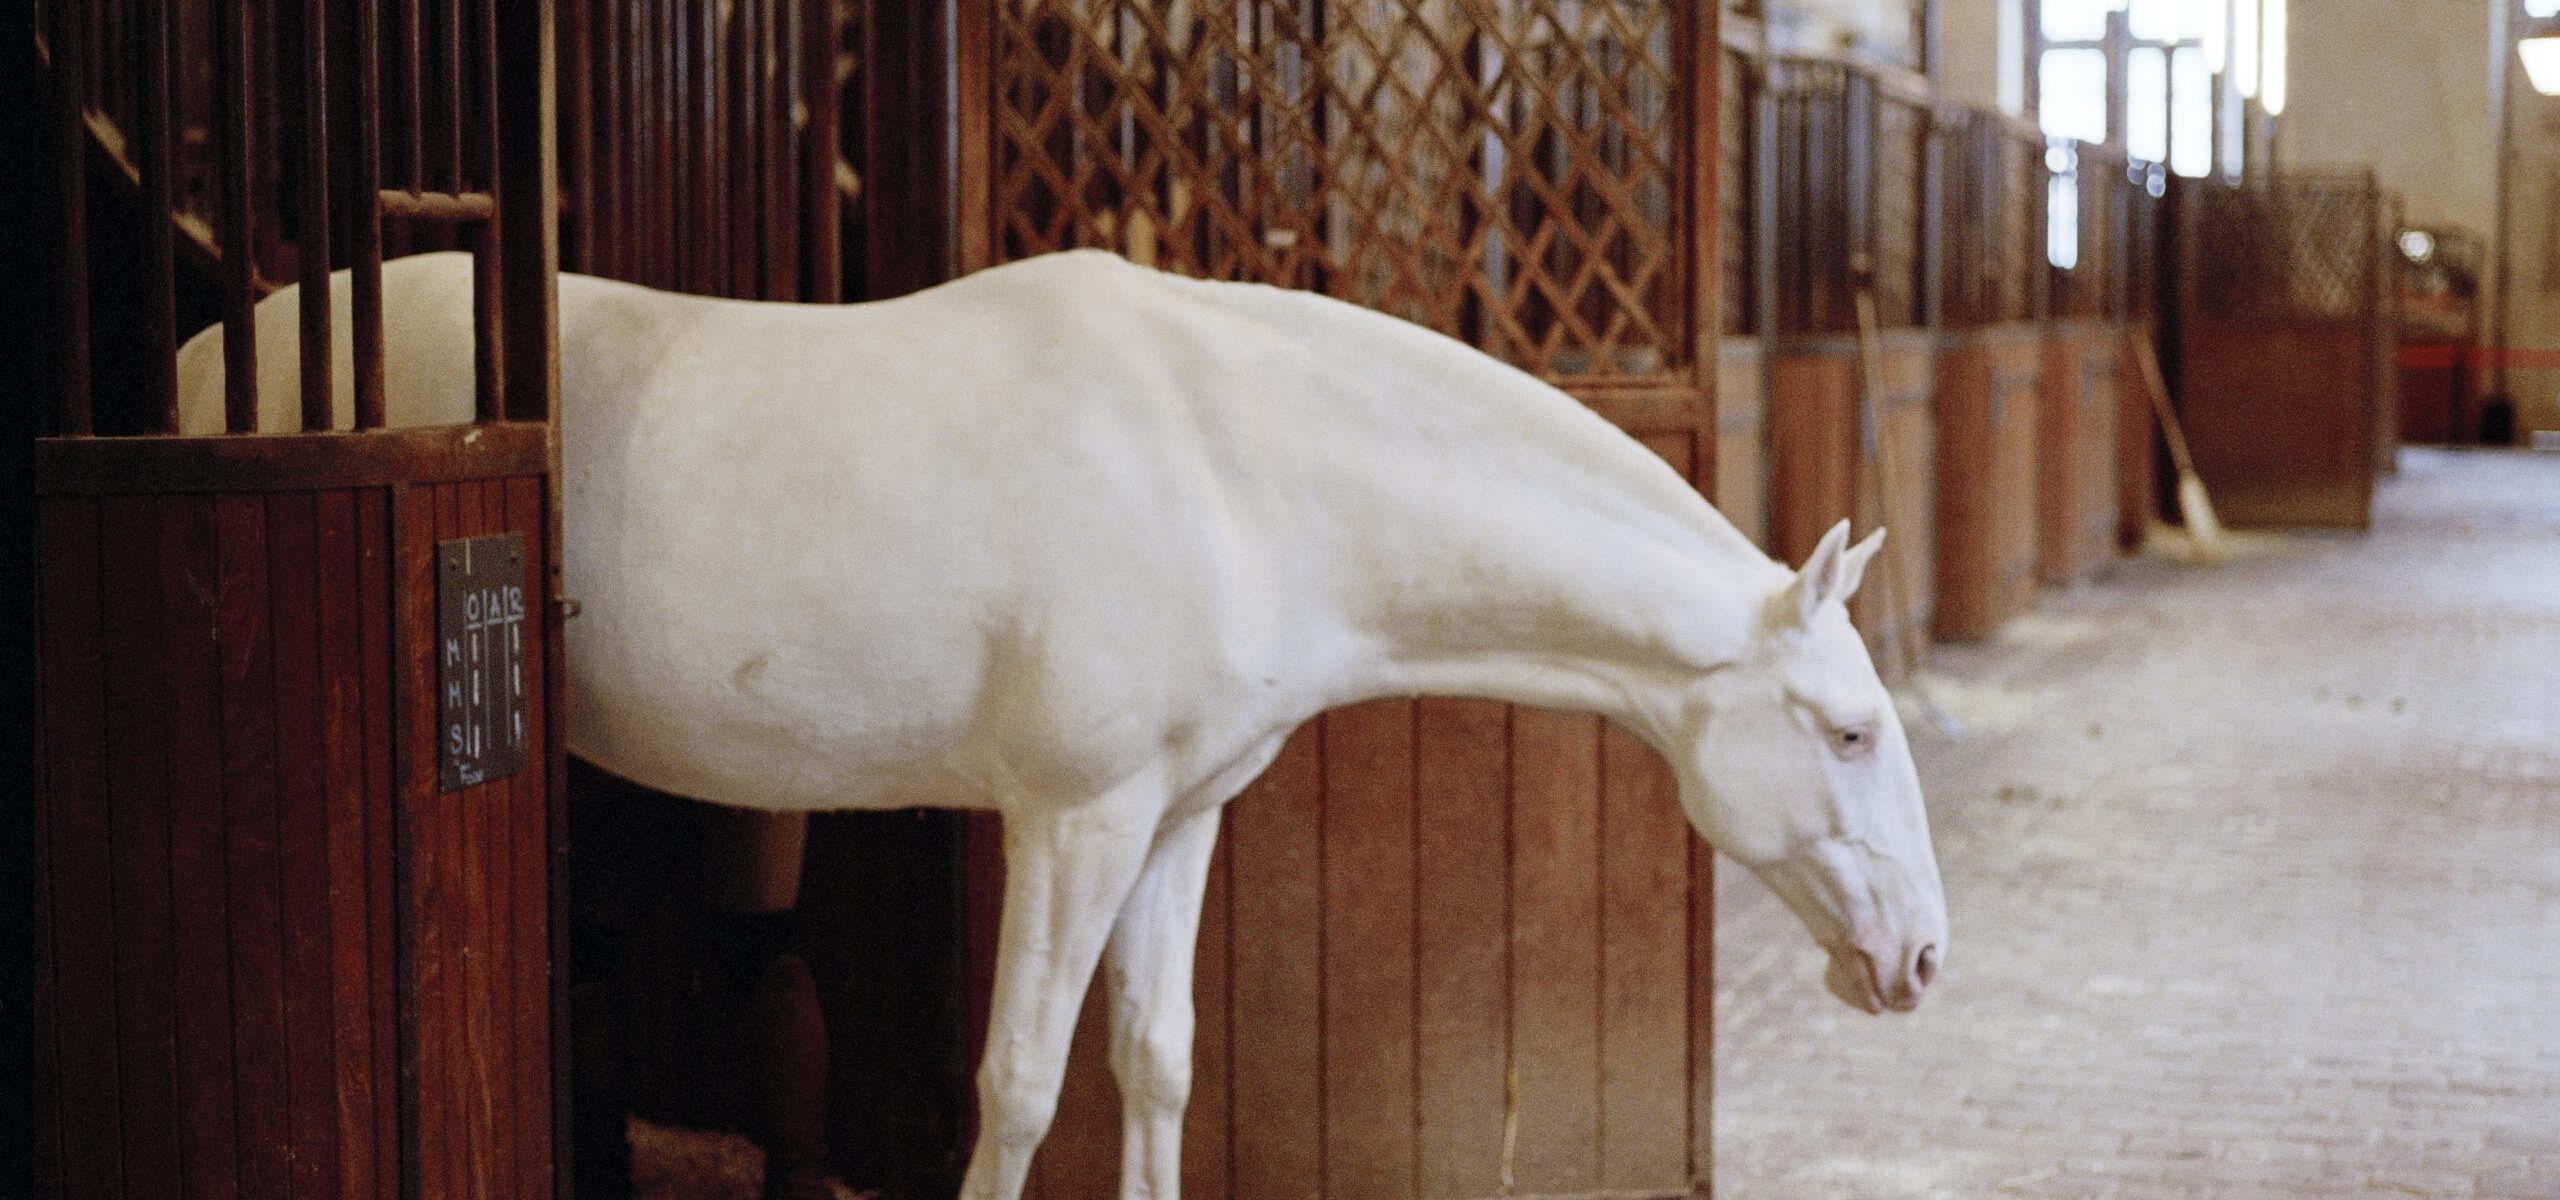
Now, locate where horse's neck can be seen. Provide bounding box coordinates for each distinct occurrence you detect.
[1266,304,1785,734]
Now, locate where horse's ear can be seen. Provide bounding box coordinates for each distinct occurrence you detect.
[1836,527,1887,603]
[1780,521,1886,628]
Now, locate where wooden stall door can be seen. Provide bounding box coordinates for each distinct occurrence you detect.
[2172,174,2391,529]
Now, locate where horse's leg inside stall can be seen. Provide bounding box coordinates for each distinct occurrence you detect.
[1101,807,1222,1200]
[960,787,1166,1200]
[701,808,833,1200]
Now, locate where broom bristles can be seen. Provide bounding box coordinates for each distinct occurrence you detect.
[2178,472,2226,565]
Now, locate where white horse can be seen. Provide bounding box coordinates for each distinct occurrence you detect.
[179,250,1948,1200]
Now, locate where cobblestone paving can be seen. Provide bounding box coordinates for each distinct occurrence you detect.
[1711,449,2560,1200]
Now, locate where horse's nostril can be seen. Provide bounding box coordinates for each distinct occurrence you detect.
[1914,944,1940,988]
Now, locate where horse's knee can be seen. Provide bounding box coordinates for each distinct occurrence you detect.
[1108,1021,1194,1116]
[977,1064,1063,1150]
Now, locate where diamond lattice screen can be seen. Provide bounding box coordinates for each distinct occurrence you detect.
[2196,177,2377,323]
[994,0,1688,380]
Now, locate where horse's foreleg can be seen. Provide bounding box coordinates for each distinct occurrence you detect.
[1101,806,1222,1200]
[959,792,1164,1200]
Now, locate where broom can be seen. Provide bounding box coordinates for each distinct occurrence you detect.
[2131,334,2226,565]
[1850,259,1961,738]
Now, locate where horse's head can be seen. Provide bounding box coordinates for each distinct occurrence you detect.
[1670,520,1947,1013]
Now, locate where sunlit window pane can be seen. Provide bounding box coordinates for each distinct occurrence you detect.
[2182,0,2224,42]
[2128,47,2169,162]
[2049,163,2082,270]
[2219,84,2246,176]
[2171,46,2212,177]
[2041,48,2110,144]
[2043,0,2112,42]
[2128,0,2179,42]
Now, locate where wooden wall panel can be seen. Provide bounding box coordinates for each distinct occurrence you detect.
[37,496,121,1200]
[2039,325,2122,585]
[1599,724,1691,1189]
[1322,701,1419,1199]
[1509,710,1604,1195]
[2118,327,2160,549]
[1413,699,1510,1200]
[1933,325,2043,641]
[2178,324,2378,528]
[37,462,555,1200]
[1768,347,1857,569]
[1224,727,1325,1200]
[162,495,245,1200]
[98,495,183,1197]
[1769,336,1935,678]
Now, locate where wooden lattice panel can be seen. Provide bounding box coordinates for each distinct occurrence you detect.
[991,0,1689,381]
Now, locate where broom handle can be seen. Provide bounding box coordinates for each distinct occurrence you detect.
[2134,333,2202,479]
[1853,285,1925,683]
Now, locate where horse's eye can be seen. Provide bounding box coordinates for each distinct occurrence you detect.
[1833,724,1876,756]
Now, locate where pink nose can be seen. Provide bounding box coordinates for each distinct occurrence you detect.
[1879,942,1940,1011]
[1847,942,1939,1013]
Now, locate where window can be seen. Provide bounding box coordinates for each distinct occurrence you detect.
[2036,0,2224,264]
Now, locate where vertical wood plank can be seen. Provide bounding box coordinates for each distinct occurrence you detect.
[451,481,494,1196]
[269,492,346,1200]
[163,496,243,1200]
[1226,724,1324,1200]
[394,482,442,1199]
[1414,698,1509,1200]
[506,476,556,1199]
[361,488,401,1200]
[215,492,293,1200]
[1320,700,1417,1200]
[37,497,122,1199]
[33,689,62,1199]
[1508,709,1601,1195]
[407,482,460,1200]
[1598,725,1690,1190]
[476,480,519,1199]
[317,489,383,1197]
[100,496,183,1197]
[1180,817,1232,1200]
[1688,837,1716,1190]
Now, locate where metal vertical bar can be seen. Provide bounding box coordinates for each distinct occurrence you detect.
[53,0,93,436]
[449,0,464,191]
[729,0,758,298]
[140,0,181,433]
[764,0,799,301]
[406,0,423,190]
[298,0,336,432]
[499,0,560,422]
[220,0,261,433]
[474,0,504,422]
[353,0,387,429]
[803,0,841,302]
[563,0,594,272]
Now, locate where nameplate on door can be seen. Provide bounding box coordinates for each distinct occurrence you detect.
[438,532,530,791]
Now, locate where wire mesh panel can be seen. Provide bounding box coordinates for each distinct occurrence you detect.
[1719,43,1755,335]
[1869,84,1925,327]
[988,0,1691,382]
